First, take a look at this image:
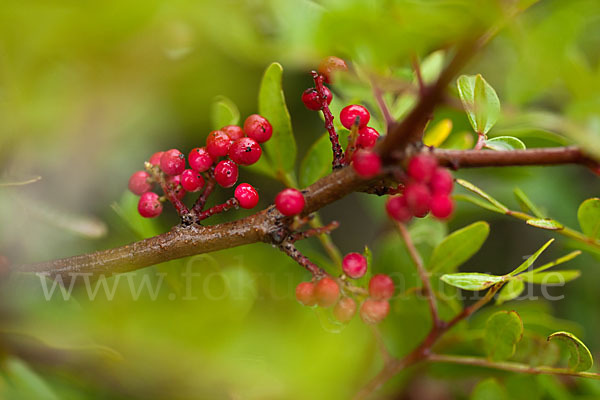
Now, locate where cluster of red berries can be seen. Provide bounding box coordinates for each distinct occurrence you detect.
[386,154,454,221]
[295,252,394,325]
[128,114,273,218]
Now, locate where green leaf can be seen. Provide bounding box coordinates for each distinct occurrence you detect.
[577,198,600,240]
[530,250,581,274]
[496,279,525,305]
[484,311,524,361]
[454,194,505,214]
[419,50,445,85]
[457,74,501,135]
[299,130,350,188]
[514,188,545,218]
[470,378,508,400]
[210,95,240,130]
[525,219,564,231]
[547,331,593,372]
[484,136,526,151]
[363,246,372,270]
[440,273,504,291]
[428,221,490,273]
[522,270,581,284]
[509,239,554,276]
[111,192,163,239]
[456,179,509,213]
[258,62,297,175]
[440,131,474,150]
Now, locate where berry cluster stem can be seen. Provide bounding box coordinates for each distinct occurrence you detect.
[157,174,189,217]
[289,221,340,242]
[279,242,326,278]
[192,170,216,215]
[197,198,239,221]
[312,71,344,169]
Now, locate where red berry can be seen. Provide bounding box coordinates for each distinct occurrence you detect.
[385,196,412,223]
[357,126,379,149]
[430,167,453,195]
[221,125,245,141]
[206,130,232,158]
[160,149,186,176]
[334,297,357,323]
[352,150,381,178]
[180,169,205,192]
[369,274,395,300]
[318,56,348,84]
[360,299,390,325]
[314,277,340,307]
[342,252,367,279]
[149,151,164,166]
[138,192,163,218]
[228,137,262,166]
[189,147,214,172]
[407,154,438,183]
[275,188,305,216]
[214,160,239,188]
[301,87,332,111]
[244,114,272,143]
[430,194,454,219]
[296,282,316,306]
[340,105,370,129]
[128,171,153,196]
[165,175,187,200]
[404,182,431,218]
[234,183,259,209]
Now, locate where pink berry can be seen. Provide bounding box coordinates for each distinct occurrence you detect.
[404,182,431,218]
[318,56,348,84]
[296,282,316,306]
[342,252,368,279]
[206,130,232,158]
[128,171,153,196]
[189,147,214,172]
[138,192,163,218]
[334,297,357,323]
[430,167,454,195]
[340,105,370,129]
[228,137,262,166]
[357,126,380,149]
[430,194,454,219]
[149,151,164,166]
[160,149,186,176]
[234,183,259,209]
[369,274,395,300]
[275,188,305,216]
[360,299,390,325]
[214,160,239,188]
[352,150,381,178]
[221,125,245,141]
[385,196,412,223]
[180,169,205,192]
[165,175,187,200]
[244,114,273,143]
[301,87,332,111]
[407,154,438,183]
[314,277,340,308]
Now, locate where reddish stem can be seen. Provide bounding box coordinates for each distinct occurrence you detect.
[279,242,326,277]
[289,221,340,242]
[474,132,486,150]
[192,169,216,215]
[158,175,189,217]
[312,71,344,169]
[197,198,239,221]
[344,120,360,163]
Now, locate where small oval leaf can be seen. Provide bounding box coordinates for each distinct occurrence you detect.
[440,273,504,291]
[577,198,600,240]
[484,136,526,151]
[547,331,593,372]
[526,219,564,231]
[210,95,240,130]
[299,130,350,188]
[423,118,452,147]
[258,62,297,175]
[457,74,501,135]
[484,310,524,361]
[428,221,490,273]
[522,270,581,284]
[496,278,525,305]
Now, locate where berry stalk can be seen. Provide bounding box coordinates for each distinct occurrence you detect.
[311,71,344,169]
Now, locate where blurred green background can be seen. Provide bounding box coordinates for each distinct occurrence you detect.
[0,0,599,398]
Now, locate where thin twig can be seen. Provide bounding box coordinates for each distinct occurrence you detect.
[396,222,441,328]
[278,242,326,278]
[427,353,600,380]
[312,71,344,169]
